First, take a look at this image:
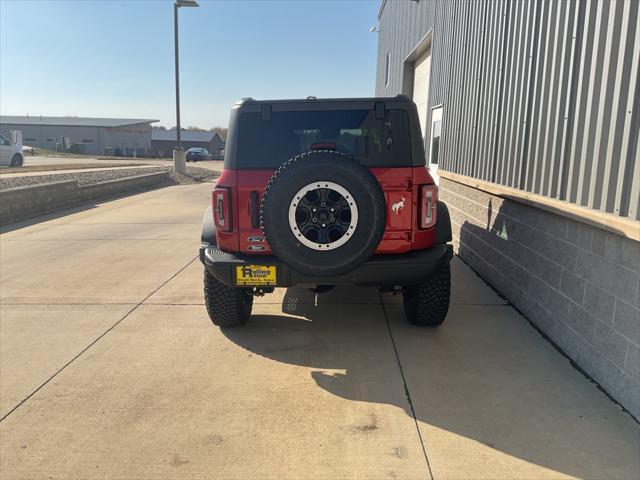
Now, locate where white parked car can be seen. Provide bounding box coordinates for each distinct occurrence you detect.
[0,133,23,167]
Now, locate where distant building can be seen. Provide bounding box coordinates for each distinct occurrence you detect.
[0,116,158,156]
[151,129,225,159]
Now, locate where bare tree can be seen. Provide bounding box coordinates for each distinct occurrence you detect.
[210,126,228,141]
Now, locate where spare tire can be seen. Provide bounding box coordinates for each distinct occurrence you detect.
[260,150,386,276]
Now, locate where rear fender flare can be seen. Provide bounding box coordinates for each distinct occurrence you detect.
[201,206,217,245]
[436,201,452,244]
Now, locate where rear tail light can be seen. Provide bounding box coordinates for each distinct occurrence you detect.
[213,187,232,232]
[311,142,337,150]
[419,184,438,229]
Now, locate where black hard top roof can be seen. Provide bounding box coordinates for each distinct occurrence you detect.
[233,95,413,107]
[224,95,426,169]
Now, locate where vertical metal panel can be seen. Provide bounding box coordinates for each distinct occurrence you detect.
[524,0,552,194]
[459,0,486,177]
[376,0,639,219]
[442,0,470,176]
[494,0,516,186]
[616,1,640,219]
[437,0,459,172]
[587,0,618,210]
[496,0,535,189]
[514,0,540,190]
[628,123,640,219]
[474,0,494,180]
[516,1,532,187]
[602,0,637,215]
[565,0,596,204]
[558,0,583,202]
[544,0,575,199]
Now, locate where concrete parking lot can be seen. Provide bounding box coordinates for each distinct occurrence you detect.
[1,183,639,479]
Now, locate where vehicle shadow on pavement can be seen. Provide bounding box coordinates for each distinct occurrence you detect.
[221,280,640,479]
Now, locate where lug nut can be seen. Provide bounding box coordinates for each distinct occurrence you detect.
[330,217,335,222]
[312,218,318,223]
[321,202,327,207]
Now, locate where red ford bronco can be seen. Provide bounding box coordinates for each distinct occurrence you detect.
[200,96,452,327]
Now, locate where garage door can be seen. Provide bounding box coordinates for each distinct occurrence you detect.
[412,47,431,146]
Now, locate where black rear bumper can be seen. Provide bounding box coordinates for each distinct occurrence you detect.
[200,244,452,288]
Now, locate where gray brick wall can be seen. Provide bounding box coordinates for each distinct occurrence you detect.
[440,177,640,419]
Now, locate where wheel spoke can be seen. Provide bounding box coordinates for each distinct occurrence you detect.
[297,196,314,208]
[316,229,330,244]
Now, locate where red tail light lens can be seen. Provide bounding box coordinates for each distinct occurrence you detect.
[419,185,438,229]
[311,142,337,150]
[213,187,232,232]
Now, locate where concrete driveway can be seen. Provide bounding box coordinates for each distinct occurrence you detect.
[1,184,638,479]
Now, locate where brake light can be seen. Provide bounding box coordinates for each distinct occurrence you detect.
[213,187,232,232]
[311,142,336,150]
[419,185,438,229]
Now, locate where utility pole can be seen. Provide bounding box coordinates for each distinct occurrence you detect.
[172,0,199,173]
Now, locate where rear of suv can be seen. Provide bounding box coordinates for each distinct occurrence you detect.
[200,96,452,327]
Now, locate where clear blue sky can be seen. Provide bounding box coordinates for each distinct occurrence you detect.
[0,0,380,128]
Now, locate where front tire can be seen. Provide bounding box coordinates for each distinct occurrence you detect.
[204,270,253,327]
[10,154,23,167]
[403,262,451,326]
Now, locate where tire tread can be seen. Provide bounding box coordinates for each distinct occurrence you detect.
[204,270,252,327]
[10,154,23,168]
[403,262,451,326]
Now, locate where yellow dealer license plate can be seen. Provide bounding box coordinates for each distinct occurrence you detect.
[236,265,277,286]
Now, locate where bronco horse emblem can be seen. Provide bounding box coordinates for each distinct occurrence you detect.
[391,197,406,214]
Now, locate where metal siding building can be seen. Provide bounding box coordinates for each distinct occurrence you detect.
[151,129,225,159]
[376,0,639,220]
[0,116,157,156]
[376,0,640,419]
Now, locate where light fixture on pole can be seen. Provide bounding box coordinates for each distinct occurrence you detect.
[173,0,199,173]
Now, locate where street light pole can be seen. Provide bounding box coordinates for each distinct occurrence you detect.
[174,1,182,150]
[172,0,198,173]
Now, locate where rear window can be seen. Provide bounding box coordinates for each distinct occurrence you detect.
[236,109,411,168]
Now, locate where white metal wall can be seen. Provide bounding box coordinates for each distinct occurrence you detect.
[376,0,640,220]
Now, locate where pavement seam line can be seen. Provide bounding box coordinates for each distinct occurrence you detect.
[379,295,435,480]
[0,255,199,423]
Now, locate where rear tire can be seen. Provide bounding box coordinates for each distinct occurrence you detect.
[10,154,23,167]
[403,262,451,326]
[204,270,253,327]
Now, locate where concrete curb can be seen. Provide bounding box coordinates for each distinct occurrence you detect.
[0,172,171,226]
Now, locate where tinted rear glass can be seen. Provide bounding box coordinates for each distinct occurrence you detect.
[236,109,411,168]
